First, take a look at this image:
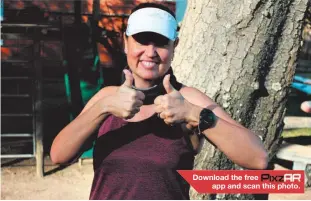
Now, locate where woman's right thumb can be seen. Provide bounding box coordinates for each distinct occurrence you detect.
[122,69,133,87]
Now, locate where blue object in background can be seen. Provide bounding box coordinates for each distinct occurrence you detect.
[293,75,311,83]
[176,0,187,23]
[0,0,4,21]
[291,75,311,95]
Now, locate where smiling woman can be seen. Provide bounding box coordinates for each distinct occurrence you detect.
[124,31,175,83]
[123,3,178,86]
[50,2,268,200]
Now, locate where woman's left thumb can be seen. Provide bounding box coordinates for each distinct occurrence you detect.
[163,74,176,93]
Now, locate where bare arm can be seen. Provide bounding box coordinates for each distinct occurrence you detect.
[154,75,268,169]
[50,87,117,164]
[181,87,268,170]
[50,70,145,164]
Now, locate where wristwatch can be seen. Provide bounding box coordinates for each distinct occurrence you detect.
[198,108,217,134]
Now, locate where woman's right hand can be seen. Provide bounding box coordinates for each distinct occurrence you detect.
[106,69,145,119]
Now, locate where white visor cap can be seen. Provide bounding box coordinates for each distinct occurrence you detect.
[126,7,178,41]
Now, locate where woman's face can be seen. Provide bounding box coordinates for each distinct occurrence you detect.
[124,32,178,83]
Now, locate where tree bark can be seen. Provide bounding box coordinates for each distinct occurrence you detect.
[172,0,308,199]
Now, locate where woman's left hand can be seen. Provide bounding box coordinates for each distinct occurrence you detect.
[154,75,196,126]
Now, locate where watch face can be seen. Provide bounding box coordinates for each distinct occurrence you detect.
[199,109,216,131]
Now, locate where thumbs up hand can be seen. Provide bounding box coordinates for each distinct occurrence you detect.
[122,68,134,88]
[109,69,145,119]
[154,74,193,126]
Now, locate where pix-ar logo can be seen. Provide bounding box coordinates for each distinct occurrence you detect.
[261,174,302,182]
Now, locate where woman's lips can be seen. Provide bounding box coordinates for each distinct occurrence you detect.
[140,61,158,69]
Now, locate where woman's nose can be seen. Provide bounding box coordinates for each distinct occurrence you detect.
[145,44,157,57]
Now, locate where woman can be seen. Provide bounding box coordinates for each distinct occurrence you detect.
[50,3,268,200]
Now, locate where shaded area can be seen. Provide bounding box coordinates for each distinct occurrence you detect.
[285,87,311,117]
[1,158,27,167]
[272,156,293,171]
[281,136,311,145]
[1,156,75,176]
[44,164,72,176]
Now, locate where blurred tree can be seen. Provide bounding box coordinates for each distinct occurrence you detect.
[172,0,309,200]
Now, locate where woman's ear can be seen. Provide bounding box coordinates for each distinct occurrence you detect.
[123,33,128,54]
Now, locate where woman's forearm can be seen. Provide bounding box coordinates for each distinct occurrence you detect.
[50,99,110,164]
[204,117,268,169]
[188,105,268,170]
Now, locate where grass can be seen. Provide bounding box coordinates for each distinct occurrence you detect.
[282,128,311,138]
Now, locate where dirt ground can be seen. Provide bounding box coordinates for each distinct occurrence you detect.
[1,158,311,200]
[1,159,94,200]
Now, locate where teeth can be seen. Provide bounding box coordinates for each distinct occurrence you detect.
[142,61,156,67]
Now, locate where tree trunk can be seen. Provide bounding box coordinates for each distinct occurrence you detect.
[172,0,308,199]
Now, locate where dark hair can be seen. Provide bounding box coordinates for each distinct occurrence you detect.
[131,2,176,19]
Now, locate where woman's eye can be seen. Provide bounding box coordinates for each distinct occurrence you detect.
[135,37,149,45]
[155,39,169,47]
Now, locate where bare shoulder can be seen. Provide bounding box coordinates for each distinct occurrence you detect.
[79,86,118,115]
[180,86,215,108]
[180,86,242,127]
[97,86,118,97]
[88,86,118,103]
